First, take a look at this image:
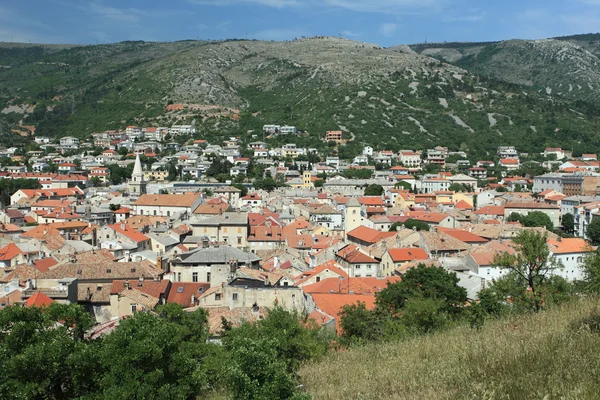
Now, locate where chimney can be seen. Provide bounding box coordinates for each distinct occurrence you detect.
[124,280,130,290]
[121,223,126,231]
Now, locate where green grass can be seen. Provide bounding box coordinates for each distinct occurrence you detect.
[299,298,600,400]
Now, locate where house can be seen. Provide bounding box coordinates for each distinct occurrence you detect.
[499,158,520,170]
[335,245,381,278]
[547,238,592,281]
[109,279,170,318]
[166,282,210,308]
[170,245,260,286]
[325,130,344,143]
[240,193,262,208]
[133,194,202,217]
[504,202,560,228]
[544,148,566,160]
[98,223,151,255]
[190,212,248,248]
[11,187,84,205]
[59,137,80,148]
[380,247,428,276]
[346,226,396,248]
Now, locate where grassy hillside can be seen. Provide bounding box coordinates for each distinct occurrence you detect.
[300,298,600,399]
[3,37,600,156]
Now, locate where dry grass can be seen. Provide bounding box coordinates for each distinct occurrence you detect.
[300,298,600,400]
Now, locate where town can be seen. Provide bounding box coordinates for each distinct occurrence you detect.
[0,122,595,336]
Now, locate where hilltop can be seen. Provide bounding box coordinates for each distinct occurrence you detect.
[409,34,600,104]
[3,36,600,156]
[300,298,600,399]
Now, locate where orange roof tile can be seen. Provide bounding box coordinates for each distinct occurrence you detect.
[25,292,54,307]
[388,248,428,262]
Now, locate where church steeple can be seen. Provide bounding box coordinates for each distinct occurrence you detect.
[129,154,147,198]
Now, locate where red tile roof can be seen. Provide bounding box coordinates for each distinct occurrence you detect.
[388,248,428,262]
[336,245,378,264]
[25,292,54,307]
[167,282,210,307]
[107,224,150,243]
[311,293,376,333]
[347,226,396,244]
[0,243,24,261]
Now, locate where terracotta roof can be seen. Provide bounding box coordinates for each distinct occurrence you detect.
[294,260,348,286]
[475,206,505,216]
[110,279,170,300]
[409,212,449,224]
[25,292,54,307]
[358,196,385,206]
[135,194,201,207]
[436,227,488,244]
[336,245,378,264]
[0,290,23,308]
[387,248,428,262]
[33,257,58,273]
[347,226,396,244]
[547,238,592,254]
[248,225,284,242]
[454,200,472,210]
[113,207,131,214]
[311,293,376,333]
[107,223,149,243]
[167,282,210,307]
[41,260,162,280]
[0,243,24,261]
[303,276,400,295]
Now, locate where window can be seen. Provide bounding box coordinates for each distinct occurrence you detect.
[167,211,171,217]
[283,281,289,286]
[192,272,198,283]
[207,272,211,282]
[232,293,238,301]
[316,276,321,283]
[215,293,221,301]
[237,237,242,245]
[131,304,137,313]
[223,227,228,233]
[203,227,208,233]
[238,227,242,233]
[153,210,157,216]
[177,272,182,282]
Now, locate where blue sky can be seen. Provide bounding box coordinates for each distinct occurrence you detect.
[0,0,599,46]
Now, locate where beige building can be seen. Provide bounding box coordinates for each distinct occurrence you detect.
[190,212,248,248]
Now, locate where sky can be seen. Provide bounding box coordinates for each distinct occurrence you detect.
[0,0,599,46]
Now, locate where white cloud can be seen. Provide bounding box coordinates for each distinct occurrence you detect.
[379,23,398,37]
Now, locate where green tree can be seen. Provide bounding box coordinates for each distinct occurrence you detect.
[582,250,600,294]
[403,219,430,231]
[562,213,575,234]
[253,178,284,192]
[492,230,561,311]
[507,211,553,231]
[364,184,384,196]
[314,179,324,188]
[376,265,467,314]
[587,218,600,245]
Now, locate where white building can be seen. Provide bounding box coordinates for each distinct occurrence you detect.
[59,137,79,147]
[362,146,374,156]
[34,136,51,144]
[279,126,297,134]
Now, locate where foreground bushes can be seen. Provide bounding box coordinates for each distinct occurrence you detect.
[0,304,329,400]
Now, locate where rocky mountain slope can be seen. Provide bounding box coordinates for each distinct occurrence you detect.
[408,34,600,104]
[2,36,600,157]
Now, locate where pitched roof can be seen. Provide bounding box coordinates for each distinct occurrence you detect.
[25,292,54,307]
[0,243,24,261]
[547,238,592,254]
[135,194,201,207]
[310,293,376,333]
[107,224,150,243]
[475,206,505,216]
[436,227,488,244]
[303,276,400,295]
[336,245,378,264]
[167,282,210,307]
[294,260,348,286]
[454,200,472,210]
[347,226,396,244]
[387,248,428,262]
